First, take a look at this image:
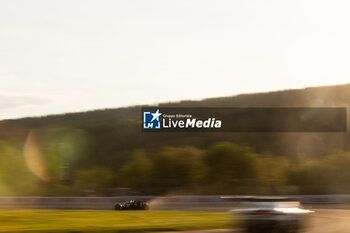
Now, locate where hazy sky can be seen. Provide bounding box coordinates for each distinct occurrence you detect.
[1,0,350,119]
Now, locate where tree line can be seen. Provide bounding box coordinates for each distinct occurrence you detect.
[1,138,349,196]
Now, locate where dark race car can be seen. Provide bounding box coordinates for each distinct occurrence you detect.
[114,200,149,210]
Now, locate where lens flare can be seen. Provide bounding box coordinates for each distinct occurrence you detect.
[23,131,49,182]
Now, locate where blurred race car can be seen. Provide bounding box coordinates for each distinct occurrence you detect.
[227,196,314,233]
[114,200,149,210]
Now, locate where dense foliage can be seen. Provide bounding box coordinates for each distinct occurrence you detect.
[1,84,350,195]
[1,138,350,196]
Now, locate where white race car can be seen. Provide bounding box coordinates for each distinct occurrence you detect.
[227,197,314,233]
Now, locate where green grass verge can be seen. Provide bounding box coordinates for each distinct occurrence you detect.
[0,210,231,232]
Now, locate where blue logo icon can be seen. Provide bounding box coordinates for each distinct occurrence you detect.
[143,109,162,129]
